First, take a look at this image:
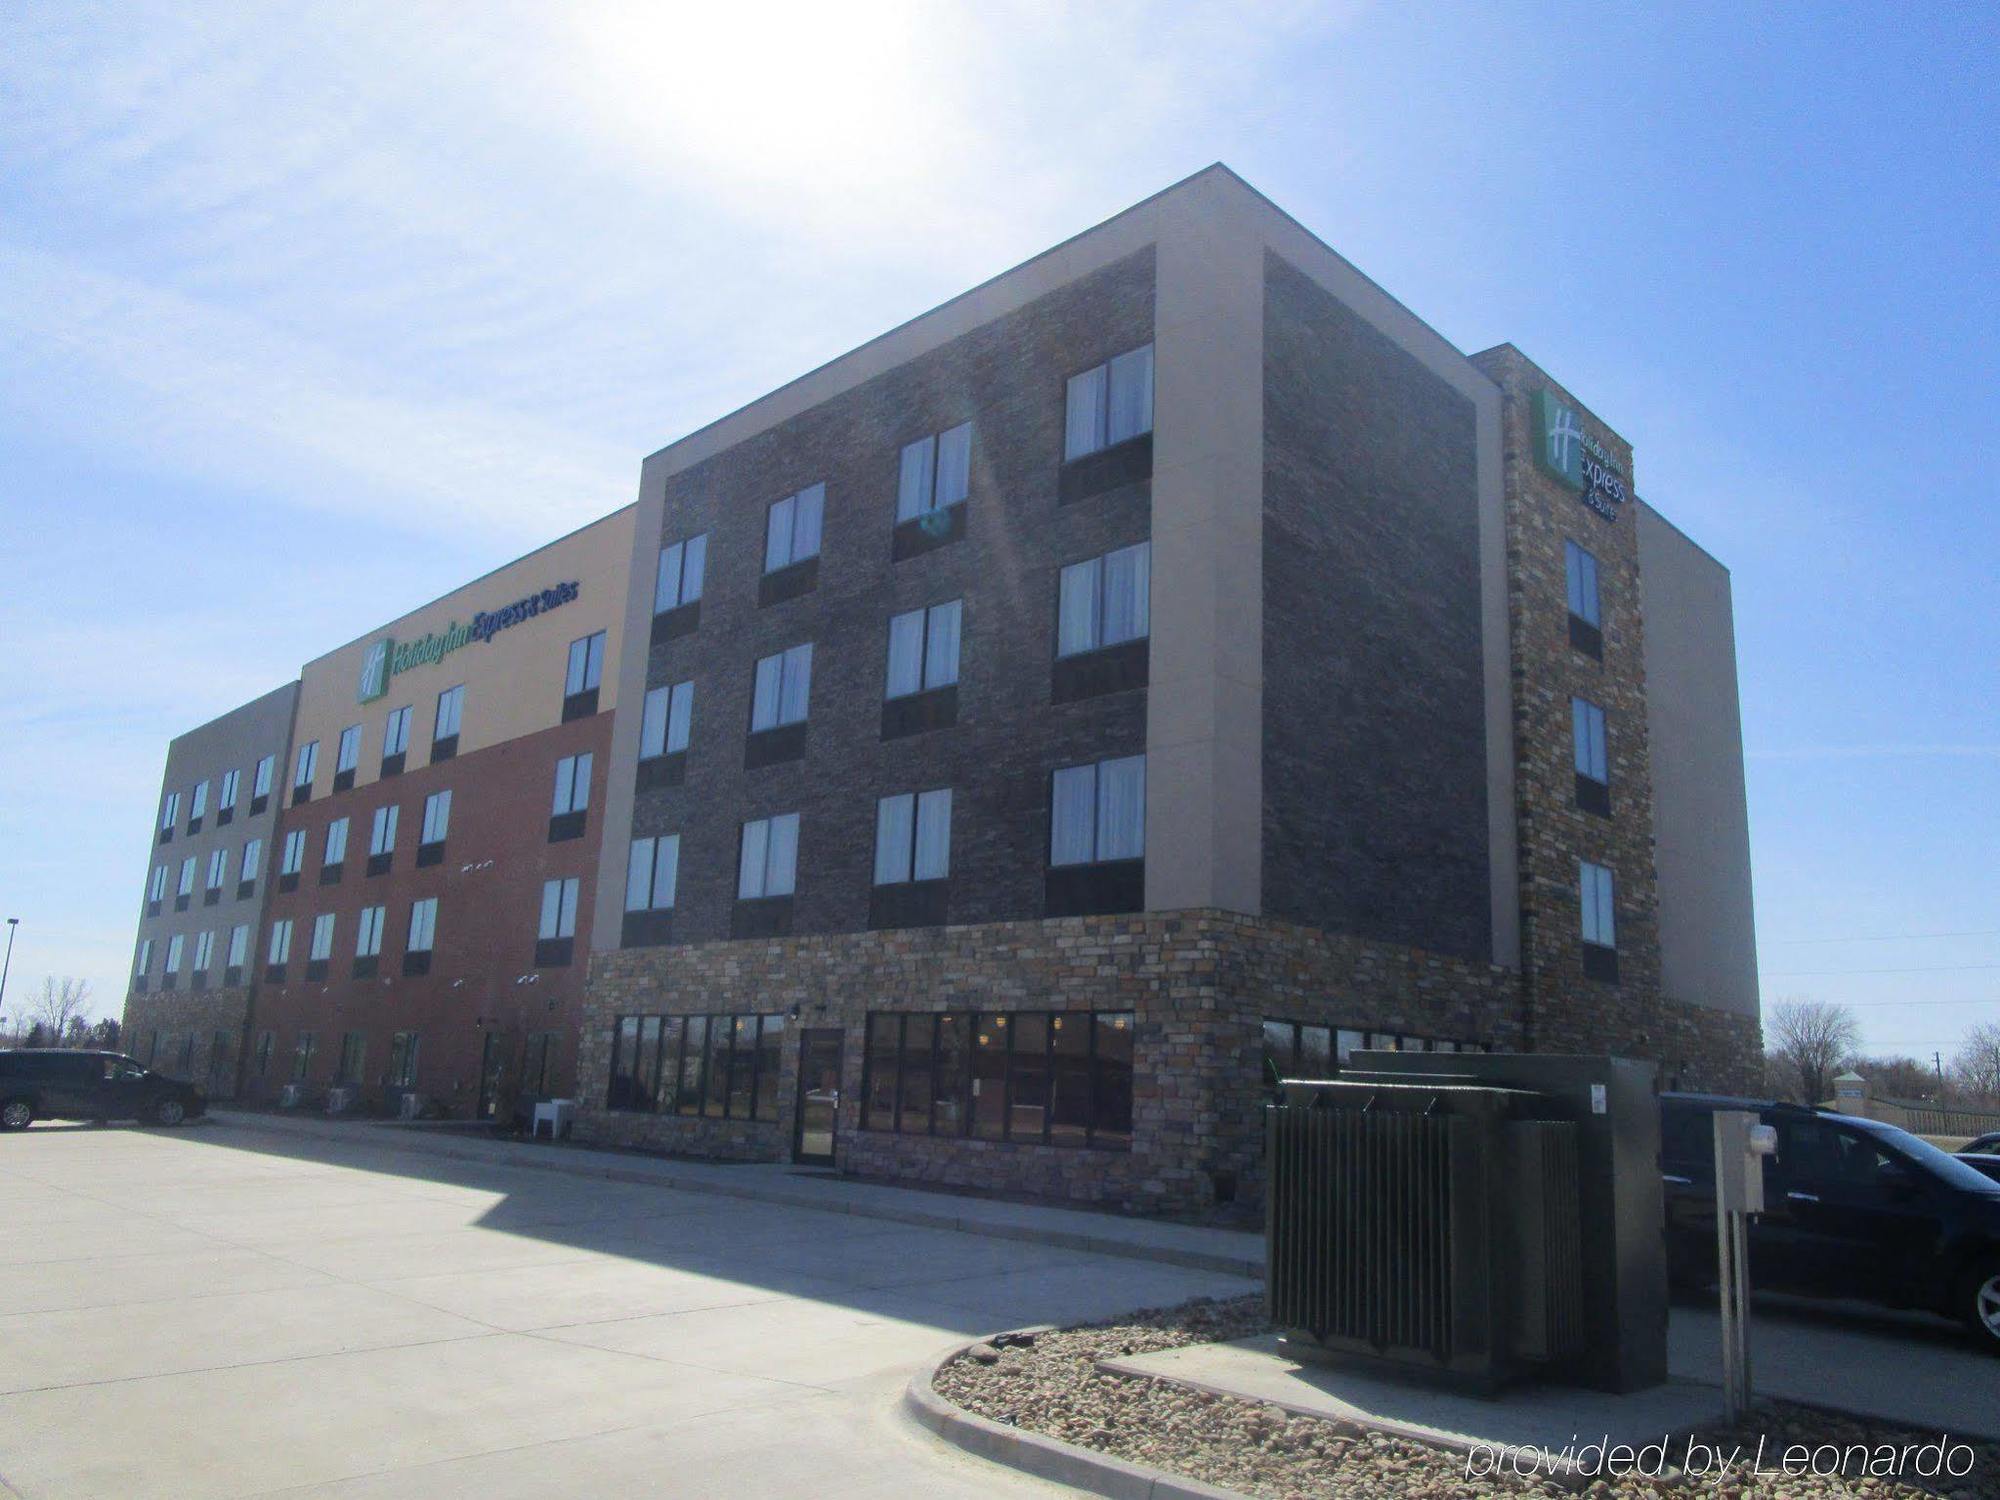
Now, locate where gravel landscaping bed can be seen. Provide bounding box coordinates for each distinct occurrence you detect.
[932,1295,2000,1500]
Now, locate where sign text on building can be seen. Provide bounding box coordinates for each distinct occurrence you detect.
[1532,389,1627,521]
[359,580,582,703]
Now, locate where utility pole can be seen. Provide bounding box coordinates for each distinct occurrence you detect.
[0,918,19,1029]
[1935,1051,1947,1098]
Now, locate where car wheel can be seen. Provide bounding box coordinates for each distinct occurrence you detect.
[1,1098,33,1131]
[151,1098,187,1128]
[1962,1259,2000,1354]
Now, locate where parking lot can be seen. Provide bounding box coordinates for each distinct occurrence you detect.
[0,1120,1256,1499]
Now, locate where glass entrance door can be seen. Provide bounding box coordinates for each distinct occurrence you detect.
[794,1028,843,1165]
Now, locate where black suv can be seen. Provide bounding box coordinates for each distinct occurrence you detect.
[1660,1093,2000,1353]
[0,1050,207,1130]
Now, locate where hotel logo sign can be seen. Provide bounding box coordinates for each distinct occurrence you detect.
[1532,389,1627,521]
[356,579,582,703]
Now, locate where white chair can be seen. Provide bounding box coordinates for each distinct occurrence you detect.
[531,1098,574,1140]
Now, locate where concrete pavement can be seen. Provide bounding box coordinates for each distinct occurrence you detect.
[0,1119,1257,1499]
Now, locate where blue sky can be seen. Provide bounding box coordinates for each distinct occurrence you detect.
[1,2,1994,1063]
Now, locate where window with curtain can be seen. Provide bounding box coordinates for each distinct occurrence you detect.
[434,684,464,740]
[738,814,800,899]
[355,905,385,958]
[625,834,680,912]
[640,681,694,758]
[750,644,813,730]
[884,601,962,698]
[293,740,318,788]
[1565,540,1600,627]
[896,422,972,520]
[407,898,437,953]
[655,533,709,611]
[267,920,292,965]
[873,789,952,885]
[309,913,335,961]
[1572,698,1608,784]
[382,705,412,756]
[1050,755,1145,866]
[551,753,592,815]
[1057,542,1150,657]
[421,790,451,844]
[323,818,348,867]
[565,632,606,695]
[1579,860,1616,948]
[1063,343,1154,461]
[538,877,579,940]
[336,725,361,773]
[253,754,275,797]
[765,483,825,571]
[369,803,399,856]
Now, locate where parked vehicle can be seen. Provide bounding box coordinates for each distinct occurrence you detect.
[0,1050,207,1130]
[1959,1130,2000,1156]
[1958,1154,2000,1185]
[1660,1093,2000,1353]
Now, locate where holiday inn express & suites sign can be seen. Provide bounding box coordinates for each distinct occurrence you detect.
[359,579,581,703]
[1532,389,1627,521]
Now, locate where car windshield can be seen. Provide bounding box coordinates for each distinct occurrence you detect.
[1854,1118,2000,1194]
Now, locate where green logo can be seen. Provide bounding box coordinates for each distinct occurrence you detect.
[1532,388,1626,520]
[358,638,392,704]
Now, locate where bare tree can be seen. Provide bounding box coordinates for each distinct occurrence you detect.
[1764,997,1860,1105]
[1849,1053,1939,1103]
[26,977,92,1044]
[1952,1021,2000,1104]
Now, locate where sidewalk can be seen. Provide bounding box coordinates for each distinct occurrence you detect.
[205,1108,1265,1279]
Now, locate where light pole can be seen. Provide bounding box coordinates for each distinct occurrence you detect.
[0,918,17,1030]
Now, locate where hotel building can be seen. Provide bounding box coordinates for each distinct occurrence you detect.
[124,167,1759,1213]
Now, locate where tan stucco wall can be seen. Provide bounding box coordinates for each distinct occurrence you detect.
[292,507,635,795]
[1636,500,1759,1017]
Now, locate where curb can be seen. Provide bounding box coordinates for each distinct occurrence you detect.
[904,1331,1249,1500]
[208,1110,1263,1279]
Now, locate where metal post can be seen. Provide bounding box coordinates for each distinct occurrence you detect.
[0,918,18,1023]
[1712,1109,1771,1424]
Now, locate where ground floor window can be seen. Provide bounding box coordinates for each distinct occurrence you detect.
[606,1013,782,1122]
[1261,1018,1489,1091]
[522,1031,560,1097]
[254,1030,274,1076]
[337,1031,366,1086]
[863,1010,1133,1150]
[389,1031,420,1089]
[292,1031,315,1081]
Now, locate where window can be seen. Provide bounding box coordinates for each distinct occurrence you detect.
[565,632,606,696]
[765,483,825,572]
[369,803,398,856]
[253,754,274,799]
[135,937,153,977]
[863,1010,1133,1149]
[292,1031,317,1081]
[335,725,361,774]
[434,684,464,741]
[254,1031,274,1076]
[219,769,239,810]
[355,905,385,958]
[885,601,961,698]
[1573,696,1609,812]
[552,754,592,816]
[420,790,451,844]
[1057,542,1150,657]
[1064,343,1154,460]
[190,780,209,821]
[382,705,412,757]
[625,835,680,912]
[206,848,228,890]
[280,829,306,876]
[148,864,167,903]
[268,919,293,965]
[177,857,196,897]
[337,1032,366,1085]
[407,897,438,953]
[738,814,799,899]
[241,837,262,883]
[606,1013,783,1121]
[227,924,249,970]
[310,913,336,961]
[640,681,693,758]
[1050,755,1146,865]
[1580,860,1616,949]
[160,791,180,831]
[539,878,579,940]
[294,740,319,789]
[165,934,184,973]
[654,534,708,612]
[874,790,951,884]
[896,422,972,520]
[750,644,813,730]
[388,1032,420,1088]
[1566,540,1601,628]
[324,817,349,867]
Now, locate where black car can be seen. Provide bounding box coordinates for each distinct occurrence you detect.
[0,1050,207,1130]
[1962,1130,2000,1156]
[1660,1093,2000,1353]
[1958,1154,2000,1185]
